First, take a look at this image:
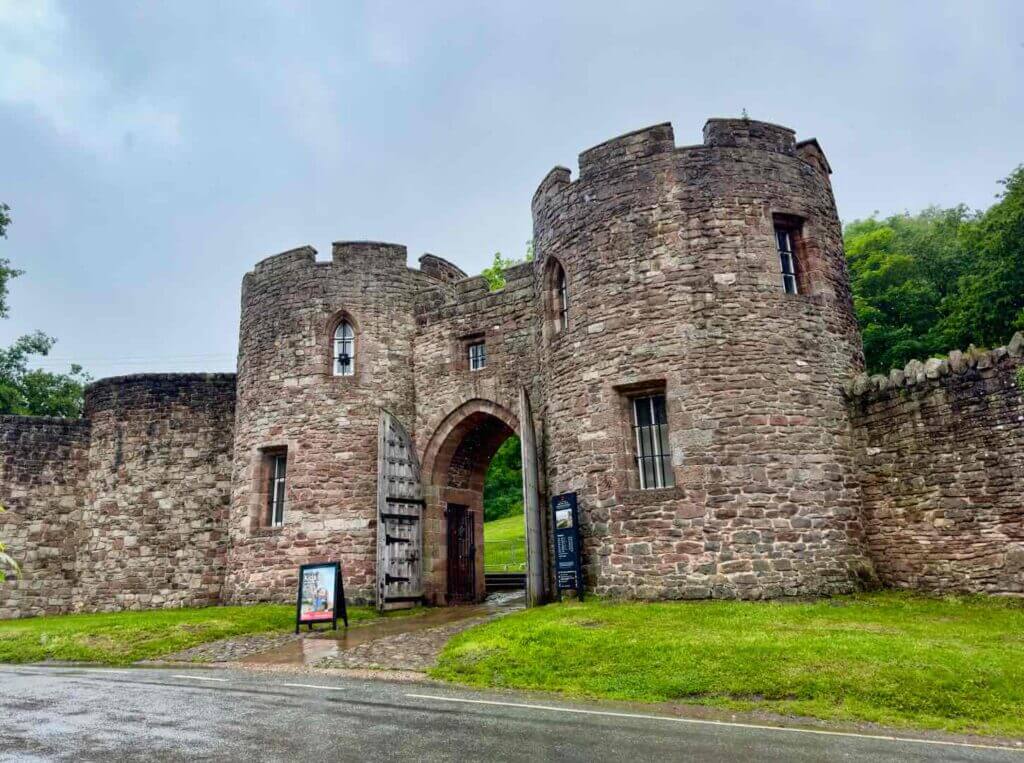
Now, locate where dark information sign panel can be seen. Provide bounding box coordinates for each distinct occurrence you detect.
[295,561,349,633]
[551,492,584,599]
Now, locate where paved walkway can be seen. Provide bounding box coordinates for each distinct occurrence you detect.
[158,591,524,671]
[315,615,492,671]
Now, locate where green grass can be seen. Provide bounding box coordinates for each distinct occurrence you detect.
[0,604,385,665]
[431,592,1024,737]
[483,514,526,571]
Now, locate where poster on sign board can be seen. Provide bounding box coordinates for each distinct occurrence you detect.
[295,562,348,632]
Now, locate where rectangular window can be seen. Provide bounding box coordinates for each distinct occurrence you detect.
[468,341,487,371]
[776,227,799,294]
[267,453,287,527]
[632,394,673,489]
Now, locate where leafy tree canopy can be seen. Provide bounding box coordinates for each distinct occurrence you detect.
[483,436,522,522]
[0,204,90,417]
[481,240,534,291]
[844,165,1024,374]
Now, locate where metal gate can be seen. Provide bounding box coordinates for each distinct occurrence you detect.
[377,410,424,611]
[446,504,476,603]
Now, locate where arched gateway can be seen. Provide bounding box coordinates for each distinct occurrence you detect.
[377,394,545,610]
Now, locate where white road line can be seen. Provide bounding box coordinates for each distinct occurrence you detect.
[172,674,229,683]
[281,682,348,692]
[405,694,1023,753]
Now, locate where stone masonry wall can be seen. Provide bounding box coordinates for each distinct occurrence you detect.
[532,119,871,600]
[849,336,1024,594]
[225,243,422,606]
[9,117,1022,616]
[0,417,90,619]
[74,374,235,612]
[412,263,544,602]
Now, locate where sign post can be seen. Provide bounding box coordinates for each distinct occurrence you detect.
[550,492,584,600]
[295,562,349,634]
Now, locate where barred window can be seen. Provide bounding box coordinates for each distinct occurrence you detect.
[632,394,673,489]
[468,341,487,371]
[333,320,355,376]
[267,453,287,527]
[776,227,799,295]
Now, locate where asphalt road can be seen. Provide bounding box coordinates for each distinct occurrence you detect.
[1,666,1021,762]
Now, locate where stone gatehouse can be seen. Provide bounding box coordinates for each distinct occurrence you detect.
[3,118,1023,619]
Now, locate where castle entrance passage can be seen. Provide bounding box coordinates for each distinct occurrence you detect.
[422,392,546,606]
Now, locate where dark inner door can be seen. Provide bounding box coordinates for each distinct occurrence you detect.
[446,504,475,603]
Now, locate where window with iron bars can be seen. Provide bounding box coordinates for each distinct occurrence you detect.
[468,341,487,371]
[632,394,673,489]
[267,452,287,527]
[776,227,799,295]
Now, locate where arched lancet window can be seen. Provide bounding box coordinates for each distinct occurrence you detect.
[546,259,569,335]
[333,320,355,376]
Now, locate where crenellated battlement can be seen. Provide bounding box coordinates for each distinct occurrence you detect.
[532,118,831,218]
[249,245,317,276]
[419,253,468,284]
[577,122,676,180]
[246,241,410,283]
[331,240,407,268]
[702,118,796,153]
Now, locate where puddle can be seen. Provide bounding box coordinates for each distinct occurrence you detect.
[241,590,524,667]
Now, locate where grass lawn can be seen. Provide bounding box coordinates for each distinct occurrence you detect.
[483,514,526,571]
[0,604,387,665]
[431,591,1024,737]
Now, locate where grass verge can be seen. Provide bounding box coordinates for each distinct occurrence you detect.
[430,591,1024,737]
[483,514,526,571]
[0,604,386,665]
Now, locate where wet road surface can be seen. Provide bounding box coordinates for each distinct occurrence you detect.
[1,665,1021,762]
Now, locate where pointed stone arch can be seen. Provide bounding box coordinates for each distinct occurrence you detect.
[420,396,545,605]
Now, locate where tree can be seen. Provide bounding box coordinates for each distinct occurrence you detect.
[0,204,90,417]
[481,240,535,291]
[844,206,974,373]
[483,436,523,522]
[844,167,1024,375]
[936,166,1024,349]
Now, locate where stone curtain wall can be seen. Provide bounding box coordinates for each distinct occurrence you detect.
[532,119,871,600]
[0,417,90,619]
[73,374,236,612]
[850,336,1024,594]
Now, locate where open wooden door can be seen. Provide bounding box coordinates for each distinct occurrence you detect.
[377,410,424,611]
[519,388,546,606]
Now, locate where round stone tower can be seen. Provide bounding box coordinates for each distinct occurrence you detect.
[532,119,871,599]
[224,242,421,604]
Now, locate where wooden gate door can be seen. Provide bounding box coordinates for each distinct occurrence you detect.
[377,410,424,611]
[519,387,546,606]
[446,504,476,603]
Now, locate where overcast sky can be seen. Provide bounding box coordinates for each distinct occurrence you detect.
[2,1,1022,378]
